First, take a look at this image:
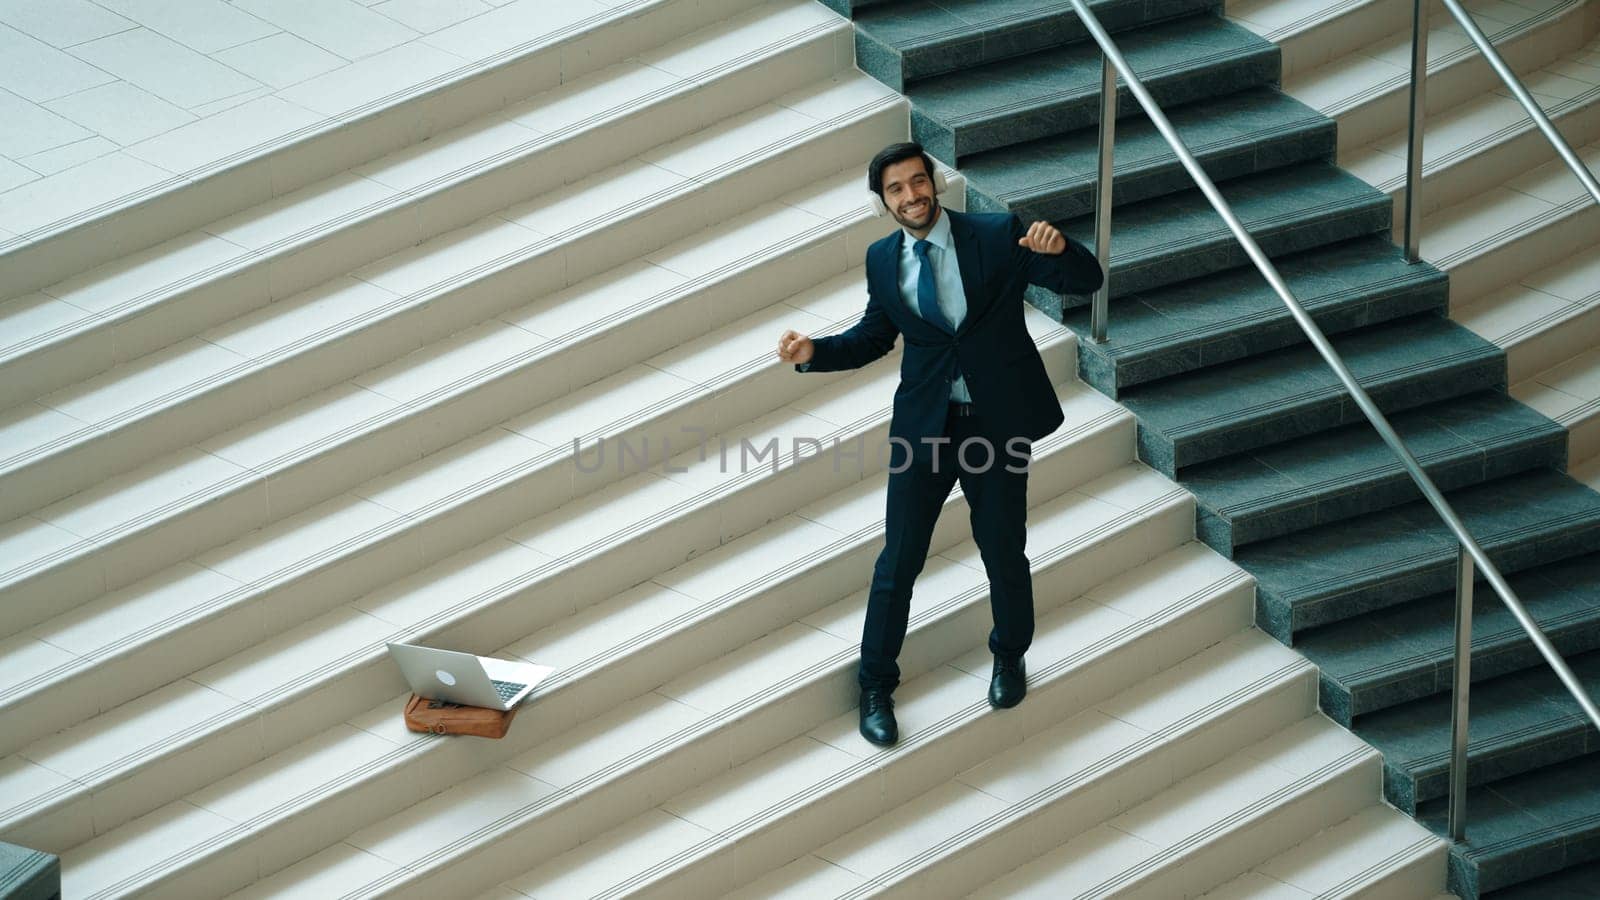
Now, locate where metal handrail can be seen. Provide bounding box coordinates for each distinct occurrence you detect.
[1404,0,1600,257]
[1065,0,1600,843]
[1402,0,1600,839]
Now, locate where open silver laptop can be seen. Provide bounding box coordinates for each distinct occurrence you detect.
[386,641,553,710]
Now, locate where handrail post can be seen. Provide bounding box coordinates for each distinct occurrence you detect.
[1091,53,1116,342]
[1403,0,1429,262]
[1448,542,1474,841]
[1064,0,1600,766]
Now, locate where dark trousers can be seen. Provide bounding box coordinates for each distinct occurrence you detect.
[858,402,1034,692]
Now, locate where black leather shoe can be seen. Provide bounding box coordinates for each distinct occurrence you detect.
[989,654,1026,709]
[859,688,898,746]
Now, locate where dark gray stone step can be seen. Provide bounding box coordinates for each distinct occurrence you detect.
[1419,752,1600,899]
[0,841,58,900]
[1186,391,1566,555]
[816,0,898,15]
[854,0,1222,91]
[1025,162,1393,318]
[966,86,1335,225]
[1485,856,1600,899]
[1357,650,1600,815]
[1237,467,1600,642]
[907,13,1278,161]
[1121,313,1504,475]
[1302,549,1600,725]
[1063,236,1446,398]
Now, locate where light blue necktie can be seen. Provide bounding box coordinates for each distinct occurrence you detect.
[912,239,950,333]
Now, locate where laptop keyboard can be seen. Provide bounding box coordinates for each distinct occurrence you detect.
[491,679,528,703]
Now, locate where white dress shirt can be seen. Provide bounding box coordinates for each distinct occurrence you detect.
[795,209,972,402]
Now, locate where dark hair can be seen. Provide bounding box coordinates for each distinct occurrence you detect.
[868,142,936,199]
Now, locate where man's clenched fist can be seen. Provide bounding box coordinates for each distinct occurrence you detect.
[778,329,814,364]
[1017,219,1067,255]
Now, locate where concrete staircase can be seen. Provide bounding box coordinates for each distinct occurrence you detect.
[0,0,1448,898]
[1256,1,1600,896]
[832,0,1600,896]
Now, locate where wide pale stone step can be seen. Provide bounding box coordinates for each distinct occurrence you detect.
[0,248,861,752]
[476,613,1296,900]
[1280,0,1591,153]
[1423,134,1600,319]
[0,199,889,739]
[1421,129,1600,385]
[0,60,894,529]
[0,0,838,395]
[0,0,779,283]
[1340,34,1600,219]
[225,482,1206,900]
[55,435,1168,899]
[0,163,933,737]
[1326,31,1600,441]
[0,85,907,630]
[1231,0,1567,80]
[964,714,1380,899]
[0,304,1095,854]
[1197,803,1448,900]
[712,673,1374,899]
[1456,249,1600,384]
[1513,345,1600,465]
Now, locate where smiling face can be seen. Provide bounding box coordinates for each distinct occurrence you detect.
[880,155,940,236]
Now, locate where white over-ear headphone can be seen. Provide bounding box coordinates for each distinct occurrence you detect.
[869,167,949,217]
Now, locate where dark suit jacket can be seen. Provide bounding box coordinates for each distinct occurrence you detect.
[797,209,1103,464]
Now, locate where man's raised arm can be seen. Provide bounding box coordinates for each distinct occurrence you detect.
[780,286,900,373]
[1011,214,1103,296]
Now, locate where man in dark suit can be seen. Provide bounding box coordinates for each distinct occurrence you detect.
[777,142,1103,746]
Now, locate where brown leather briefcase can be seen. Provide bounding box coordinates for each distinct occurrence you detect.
[403,694,518,739]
